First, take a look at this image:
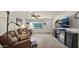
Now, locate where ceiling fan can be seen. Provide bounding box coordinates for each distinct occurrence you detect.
[31,12,40,19]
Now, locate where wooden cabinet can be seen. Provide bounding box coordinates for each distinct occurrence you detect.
[54,28,79,48]
[58,29,66,44]
[65,32,78,48]
[53,28,66,44]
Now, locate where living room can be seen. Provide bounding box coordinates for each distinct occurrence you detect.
[0,0,79,59]
[0,11,79,48]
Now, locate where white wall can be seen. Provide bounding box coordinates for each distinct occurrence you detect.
[24,18,53,33]
[53,11,77,29]
[0,11,54,35]
[0,11,25,35]
[0,11,78,35]
[0,11,7,35]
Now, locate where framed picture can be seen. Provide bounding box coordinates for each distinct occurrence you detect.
[16,18,22,25]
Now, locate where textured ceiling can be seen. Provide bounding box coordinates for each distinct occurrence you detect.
[11,11,66,19]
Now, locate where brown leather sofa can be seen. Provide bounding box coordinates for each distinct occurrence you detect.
[7,39,31,48]
[0,28,32,48]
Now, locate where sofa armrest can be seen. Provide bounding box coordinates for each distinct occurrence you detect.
[7,39,31,48]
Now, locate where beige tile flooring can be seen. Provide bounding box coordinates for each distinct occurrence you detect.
[31,33,67,48]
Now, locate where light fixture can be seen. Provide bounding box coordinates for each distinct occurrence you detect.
[32,16,36,19]
[20,24,27,29]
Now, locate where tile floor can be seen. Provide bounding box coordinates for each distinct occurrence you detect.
[31,33,67,48]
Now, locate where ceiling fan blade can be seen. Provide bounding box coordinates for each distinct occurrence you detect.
[28,12,40,18]
[32,12,34,15]
[36,15,40,17]
[35,16,38,19]
[31,12,34,15]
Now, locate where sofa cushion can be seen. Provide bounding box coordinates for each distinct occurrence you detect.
[0,44,3,48]
[9,31,15,37]
[1,32,18,46]
[15,28,30,40]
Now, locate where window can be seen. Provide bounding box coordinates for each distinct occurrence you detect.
[29,22,43,29]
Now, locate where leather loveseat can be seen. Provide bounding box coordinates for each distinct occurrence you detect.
[0,28,32,48]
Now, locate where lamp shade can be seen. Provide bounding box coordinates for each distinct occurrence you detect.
[20,24,28,29]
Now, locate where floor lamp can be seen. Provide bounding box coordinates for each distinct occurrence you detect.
[6,11,10,40]
[6,11,20,40]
